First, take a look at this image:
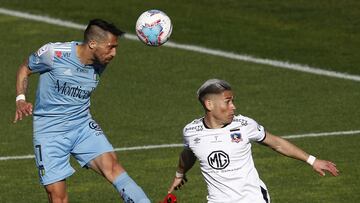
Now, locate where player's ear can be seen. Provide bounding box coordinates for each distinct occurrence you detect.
[88,40,97,49]
[204,98,214,112]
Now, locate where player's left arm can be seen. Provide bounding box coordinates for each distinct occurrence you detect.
[261,131,339,177]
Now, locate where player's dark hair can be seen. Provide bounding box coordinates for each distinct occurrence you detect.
[197,79,232,107]
[84,19,125,42]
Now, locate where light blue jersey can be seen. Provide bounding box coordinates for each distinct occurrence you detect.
[29,42,114,185]
[28,41,103,135]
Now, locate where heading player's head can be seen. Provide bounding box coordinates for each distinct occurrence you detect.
[197,79,236,124]
[84,19,125,65]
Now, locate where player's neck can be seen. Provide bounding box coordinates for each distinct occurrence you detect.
[203,115,227,129]
[76,44,94,65]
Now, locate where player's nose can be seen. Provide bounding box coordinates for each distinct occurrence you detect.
[230,102,236,110]
[110,47,116,57]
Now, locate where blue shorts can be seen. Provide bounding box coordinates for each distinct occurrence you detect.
[33,119,114,185]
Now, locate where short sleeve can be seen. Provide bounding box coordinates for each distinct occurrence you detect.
[182,127,190,149]
[28,43,54,73]
[246,118,266,142]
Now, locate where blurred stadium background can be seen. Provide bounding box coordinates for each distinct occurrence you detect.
[0,1,359,202]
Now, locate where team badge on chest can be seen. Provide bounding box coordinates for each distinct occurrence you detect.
[230,133,242,143]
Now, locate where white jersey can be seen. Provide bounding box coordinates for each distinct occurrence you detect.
[183,114,270,203]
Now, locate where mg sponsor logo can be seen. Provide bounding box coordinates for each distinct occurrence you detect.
[207,150,230,170]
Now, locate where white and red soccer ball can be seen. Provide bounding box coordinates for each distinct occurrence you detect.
[135,9,172,46]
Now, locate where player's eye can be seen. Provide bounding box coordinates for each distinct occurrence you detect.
[225,98,234,105]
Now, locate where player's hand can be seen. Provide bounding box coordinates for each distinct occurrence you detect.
[312,159,339,177]
[14,100,33,123]
[160,193,177,203]
[167,176,187,194]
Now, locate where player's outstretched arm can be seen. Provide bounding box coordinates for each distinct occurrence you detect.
[167,148,196,194]
[261,131,339,177]
[14,59,33,123]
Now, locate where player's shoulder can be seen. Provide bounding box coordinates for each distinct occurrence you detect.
[183,117,204,135]
[35,42,53,57]
[231,114,258,127]
[52,41,73,51]
[233,114,265,141]
[35,41,72,57]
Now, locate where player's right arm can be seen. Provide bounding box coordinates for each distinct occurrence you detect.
[14,59,33,123]
[167,148,196,193]
[14,43,54,123]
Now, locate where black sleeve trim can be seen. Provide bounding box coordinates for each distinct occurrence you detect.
[257,129,267,143]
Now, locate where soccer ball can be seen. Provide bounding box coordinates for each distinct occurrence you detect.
[135,9,172,46]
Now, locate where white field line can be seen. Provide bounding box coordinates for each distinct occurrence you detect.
[282,130,360,139]
[114,143,184,152]
[0,7,360,82]
[0,8,359,159]
[1,130,359,161]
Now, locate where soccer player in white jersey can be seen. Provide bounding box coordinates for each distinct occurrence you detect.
[167,79,339,203]
[14,19,150,203]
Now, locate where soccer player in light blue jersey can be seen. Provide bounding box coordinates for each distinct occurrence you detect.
[14,19,150,203]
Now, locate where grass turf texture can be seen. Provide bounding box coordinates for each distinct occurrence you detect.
[1,0,360,75]
[0,1,359,202]
[1,136,359,202]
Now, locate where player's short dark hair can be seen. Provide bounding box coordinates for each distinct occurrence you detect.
[197,79,232,105]
[84,19,125,42]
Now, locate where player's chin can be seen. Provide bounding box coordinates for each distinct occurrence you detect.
[103,58,113,65]
[227,115,235,122]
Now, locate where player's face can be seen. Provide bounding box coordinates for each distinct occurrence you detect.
[93,33,118,65]
[209,90,236,125]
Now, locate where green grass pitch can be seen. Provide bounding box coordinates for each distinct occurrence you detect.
[0,1,359,202]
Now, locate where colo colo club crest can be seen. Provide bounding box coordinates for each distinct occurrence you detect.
[230,133,242,143]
